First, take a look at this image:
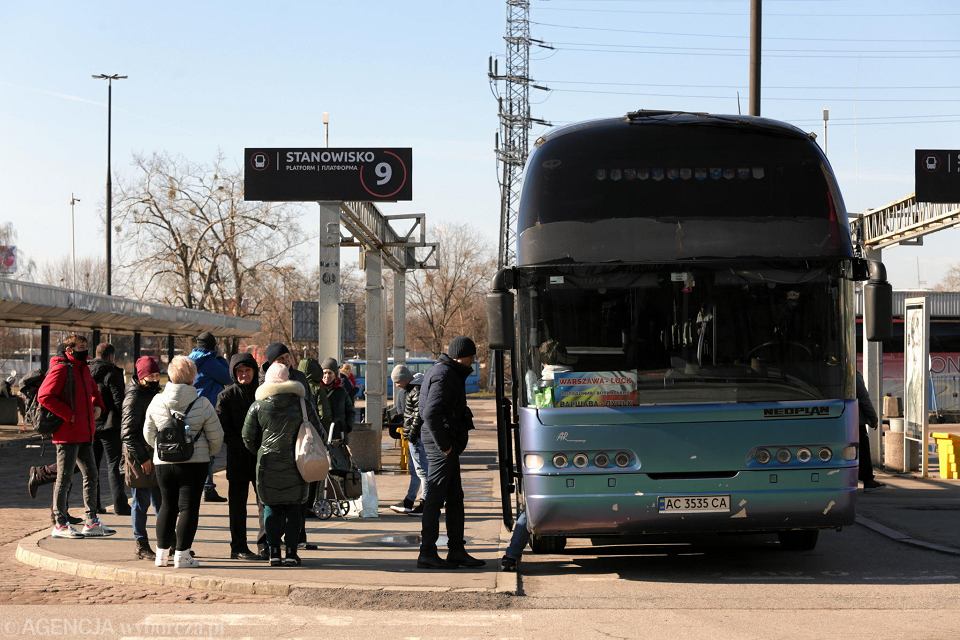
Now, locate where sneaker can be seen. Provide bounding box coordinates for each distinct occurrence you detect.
[500,555,518,572]
[173,549,200,569]
[51,524,84,539]
[65,514,83,525]
[297,542,319,551]
[81,519,115,537]
[863,479,886,491]
[408,501,424,516]
[27,467,40,499]
[389,504,412,514]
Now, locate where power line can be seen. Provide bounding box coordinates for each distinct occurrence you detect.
[549,87,960,102]
[543,79,960,90]
[548,40,960,54]
[549,45,960,59]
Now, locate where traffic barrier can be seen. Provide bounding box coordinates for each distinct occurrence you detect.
[931,432,960,479]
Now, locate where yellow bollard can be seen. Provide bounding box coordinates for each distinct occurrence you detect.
[399,428,409,472]
[931,432,960,480]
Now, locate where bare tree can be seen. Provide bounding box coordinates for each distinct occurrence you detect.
[406,223,496,357]
[115,152,309,318]
[36,256,106,292]
[935,264,960,291]
[0,222,36,280]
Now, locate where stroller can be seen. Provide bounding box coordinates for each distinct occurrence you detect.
[312,427,362,519]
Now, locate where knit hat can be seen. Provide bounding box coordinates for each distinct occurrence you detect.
[196,331,216,351]
[264,342,290,364]
[447,336,477,359]
[391,364,413,384]
[264,362,289,384]
[135,356,160,381]
[321,357,339,372]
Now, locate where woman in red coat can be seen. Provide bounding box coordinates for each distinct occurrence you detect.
[37,334,108,539]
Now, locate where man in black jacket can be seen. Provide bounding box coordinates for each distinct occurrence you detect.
[216,353,265,560]
[417,336,485,569]
[89,343,130,515]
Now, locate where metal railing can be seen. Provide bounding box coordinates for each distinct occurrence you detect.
[851,194,960,250]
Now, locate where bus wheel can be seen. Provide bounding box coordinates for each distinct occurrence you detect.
[777,529,819,551]
[529,534,567,554]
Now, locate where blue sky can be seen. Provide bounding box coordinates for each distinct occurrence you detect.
[2,0,959,289]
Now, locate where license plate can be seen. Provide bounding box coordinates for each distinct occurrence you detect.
[658,495,731,514]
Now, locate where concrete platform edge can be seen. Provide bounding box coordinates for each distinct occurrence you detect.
[855,514,960,556]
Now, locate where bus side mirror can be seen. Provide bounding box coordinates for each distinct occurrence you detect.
[487,269,515,351]
[864,260,892,342]
[487,291,515,351]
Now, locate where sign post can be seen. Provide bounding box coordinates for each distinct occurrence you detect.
[916,149,960,203]
[903,296,930,477]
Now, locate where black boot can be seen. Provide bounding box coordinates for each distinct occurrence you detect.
[28,464,56,499]
[135,538,156,560]
[269,546,282,567]
[283,548,302,567]
[204,488,228,503]
[27,466,40,499]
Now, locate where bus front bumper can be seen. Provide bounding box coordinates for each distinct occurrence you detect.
[524,467,857,537]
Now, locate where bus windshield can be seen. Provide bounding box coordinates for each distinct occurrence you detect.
[518,262,855,406]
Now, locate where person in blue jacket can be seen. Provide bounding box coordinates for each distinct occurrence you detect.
[189,331,231,502]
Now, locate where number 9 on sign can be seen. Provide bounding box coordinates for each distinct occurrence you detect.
[375,162,392,185]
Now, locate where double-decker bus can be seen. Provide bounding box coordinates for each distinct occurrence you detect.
[487,111,892,552]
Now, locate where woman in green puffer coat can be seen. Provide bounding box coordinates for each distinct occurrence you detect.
[242,362,320,567]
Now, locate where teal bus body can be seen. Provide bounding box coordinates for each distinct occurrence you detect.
[521,401,858,536]
[491,112,877,548]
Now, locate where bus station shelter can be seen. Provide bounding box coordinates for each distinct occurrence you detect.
[0,279,260,370]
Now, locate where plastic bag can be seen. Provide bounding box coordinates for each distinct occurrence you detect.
[359,470,379,518]
[295,398,331,482]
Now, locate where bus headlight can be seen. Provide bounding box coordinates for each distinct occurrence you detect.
[524,454,544,471]
[615,452,631,467]
[796,447,812,463]
[594,452,610,467]
[573,453,589,468]
[841,444,859,461]
[818,447,833,462]
[776,448,792,464]
[755,448,772,464]
[552,453,569,468]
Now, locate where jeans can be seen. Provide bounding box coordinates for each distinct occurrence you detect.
[263,504,303,552]
[155,462,207,551]
[93,428,127,510]
[404,439,429,504]
[53,443,98,526]
[419,429,465,556]
[131,485,162,541]
[505,511,530,560]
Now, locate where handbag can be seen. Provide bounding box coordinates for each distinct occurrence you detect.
[123,449,157,488]
[295,397,331,483]
[33,362,74,437]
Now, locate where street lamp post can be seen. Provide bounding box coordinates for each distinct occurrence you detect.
[92,73,127,296]
[69,194,80,290]
[822,108,830,155]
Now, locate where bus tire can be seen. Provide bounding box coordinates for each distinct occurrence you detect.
[777,529,819,551]
[529,534,567,554]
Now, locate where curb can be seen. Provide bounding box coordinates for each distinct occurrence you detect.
[15,530,514,609]
[855,515,960,556]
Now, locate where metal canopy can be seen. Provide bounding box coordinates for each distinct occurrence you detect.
[0,279,260,337]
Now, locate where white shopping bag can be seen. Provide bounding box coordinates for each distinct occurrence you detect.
[359,470,379,518]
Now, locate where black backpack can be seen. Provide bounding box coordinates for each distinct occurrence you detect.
[156,397,200,462]
[25,362,73,437]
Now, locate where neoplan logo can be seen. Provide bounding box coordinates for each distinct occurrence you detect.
[762,406,830,418]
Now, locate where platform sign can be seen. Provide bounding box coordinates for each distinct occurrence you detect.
[244,148,412,202]
[292,300,318,343]
[903,296,930,477]
[915,149,960,203]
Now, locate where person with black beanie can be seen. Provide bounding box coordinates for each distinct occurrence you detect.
[416,336,485,569]
[216,352,266,560]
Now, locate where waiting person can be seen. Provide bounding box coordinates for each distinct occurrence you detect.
[38,333,110,539]
[188,331,230,503]
[389,366,428,515]
[339,362,359,400]
[121,356,163,560]
[320,358,355,440]
[216,352,266,561]
[856,371,885,490]
[298,357,333,524]
[499,510,530,572]
[417,336,485,569]
[89,342,130,515]
[243,363,318,567]
[144,356,224,568]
